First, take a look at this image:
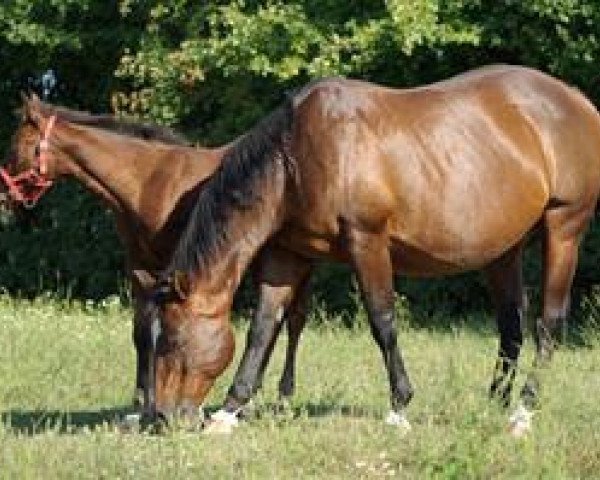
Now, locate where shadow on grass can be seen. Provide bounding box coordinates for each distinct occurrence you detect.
[240,400,381,422]
[1,406,134,435]
[2,402,381,436]
[293,402,380,419]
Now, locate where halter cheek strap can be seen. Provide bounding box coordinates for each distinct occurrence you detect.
[0,115,56,208]
[37,115,56,175]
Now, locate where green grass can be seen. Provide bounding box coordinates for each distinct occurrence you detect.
[0,297,599,479]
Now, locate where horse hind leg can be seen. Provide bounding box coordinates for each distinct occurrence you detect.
[515,205,589,435]
[278,275,311,401]
[484,243,526,408]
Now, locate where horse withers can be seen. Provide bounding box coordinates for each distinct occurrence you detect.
[147,65,600,435]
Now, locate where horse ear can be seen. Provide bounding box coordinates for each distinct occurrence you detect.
[23,93,43,125]
[172,270,191,300]
[131,269,156,290]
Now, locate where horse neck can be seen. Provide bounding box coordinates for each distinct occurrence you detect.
[54,121,191,217]
[190,170,288,307]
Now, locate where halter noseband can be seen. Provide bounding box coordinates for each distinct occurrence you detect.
[0,115,56,208]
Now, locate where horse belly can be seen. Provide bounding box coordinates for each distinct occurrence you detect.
[388,195,544,277]
[383,147,550,275]
[389,238,504,277]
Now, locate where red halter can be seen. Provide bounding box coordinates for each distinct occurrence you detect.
[0,116,56,208]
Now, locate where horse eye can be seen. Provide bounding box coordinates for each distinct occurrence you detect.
[33,144,40,157]
[152,284,175,305]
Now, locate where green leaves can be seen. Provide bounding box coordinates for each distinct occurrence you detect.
[0,0,95,48]
[112,1,484,134]
[2,0,600,300]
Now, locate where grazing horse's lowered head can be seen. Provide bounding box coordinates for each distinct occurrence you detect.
[143,268,237,425]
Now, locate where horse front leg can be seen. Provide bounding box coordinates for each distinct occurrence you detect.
[115,296,156,433]
[129,269,158,419]
[132,298,151,410]
[349,229,413,430]
[206,247,311,433]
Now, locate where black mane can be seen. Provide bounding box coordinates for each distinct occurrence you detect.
[162,98,295,279]
[39,103,190,146]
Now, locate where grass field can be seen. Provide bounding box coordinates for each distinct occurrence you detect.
[0,296,599,479]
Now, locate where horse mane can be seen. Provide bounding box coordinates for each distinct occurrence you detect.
[37,102,190,146]
[162,98,295,279]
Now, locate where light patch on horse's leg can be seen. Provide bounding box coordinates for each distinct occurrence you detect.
[508,403,534,438]
[203,408,241,435]
[385,410,411,432]
[151,316,162,349]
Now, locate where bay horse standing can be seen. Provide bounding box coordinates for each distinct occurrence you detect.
[148,65,600,435]
[2,95,311,418]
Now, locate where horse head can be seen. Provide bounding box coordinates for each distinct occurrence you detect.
[1,93,58,208]
[143,266,237,426]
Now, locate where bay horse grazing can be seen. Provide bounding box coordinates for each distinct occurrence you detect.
[149,65,600,435]
[2,95,311,420]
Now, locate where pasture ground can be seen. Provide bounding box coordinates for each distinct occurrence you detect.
[0,296,599,479]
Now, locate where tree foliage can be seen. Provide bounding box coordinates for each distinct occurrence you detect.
[1,0,600,307]
[0,0,151,146]
[112,0,600,143]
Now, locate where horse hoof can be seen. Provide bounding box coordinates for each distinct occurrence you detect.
[508,405,533,438]
[385,410,411,432]
[202,409,240,435]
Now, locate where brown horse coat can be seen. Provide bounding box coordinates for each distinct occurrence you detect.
[279,66,598,272]
[150,65,600,429]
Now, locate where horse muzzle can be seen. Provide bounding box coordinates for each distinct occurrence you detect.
[140,402,206,433]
